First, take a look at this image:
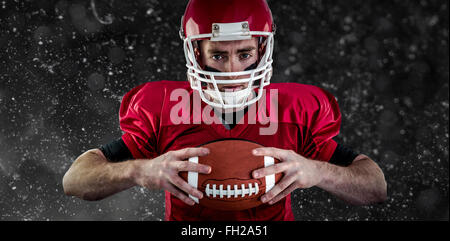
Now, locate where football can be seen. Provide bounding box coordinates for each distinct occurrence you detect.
[180,139,283,211]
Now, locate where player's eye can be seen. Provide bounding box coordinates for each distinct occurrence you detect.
[212,54,224,61]
[240,53,251,60]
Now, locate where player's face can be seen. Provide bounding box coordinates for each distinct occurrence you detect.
[199,38,259,92]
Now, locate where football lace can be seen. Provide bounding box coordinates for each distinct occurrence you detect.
[205,183,259,198]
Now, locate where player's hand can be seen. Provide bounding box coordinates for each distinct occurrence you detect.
[251,147,324,205]
[132,147,211,206]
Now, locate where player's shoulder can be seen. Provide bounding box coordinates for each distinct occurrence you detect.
[267,82,337,110]
[120,80,190,113]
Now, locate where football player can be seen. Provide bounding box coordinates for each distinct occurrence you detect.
[63,0,387,221]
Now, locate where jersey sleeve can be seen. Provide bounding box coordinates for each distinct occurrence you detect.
[302,87,342,162]
[119,83,160,159]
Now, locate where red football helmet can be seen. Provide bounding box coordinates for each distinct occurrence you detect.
[180,0,275,109]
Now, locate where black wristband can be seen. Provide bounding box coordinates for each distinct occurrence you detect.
[99,137,133,162]
[329,143,359,167]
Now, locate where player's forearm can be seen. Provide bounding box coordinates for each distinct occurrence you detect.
[316,155,387,205]
[63,149,137,201]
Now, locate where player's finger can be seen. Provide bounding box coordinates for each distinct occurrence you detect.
[252,162,290,179]
[252,147,290,160]
[163,182,196,206]
[170,174,204,200]
[260,174,297,203]
[173,147,210,160]
[267,183,297,205]
[171,160,211,174]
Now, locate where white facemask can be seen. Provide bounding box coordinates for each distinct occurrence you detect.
[182,21,275,110]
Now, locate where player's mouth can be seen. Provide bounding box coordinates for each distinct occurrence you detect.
[219,84,245,92]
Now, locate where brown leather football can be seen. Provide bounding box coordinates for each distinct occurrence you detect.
[179,139,283,211]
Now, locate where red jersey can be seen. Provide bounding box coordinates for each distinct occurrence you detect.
[119,80,341,221]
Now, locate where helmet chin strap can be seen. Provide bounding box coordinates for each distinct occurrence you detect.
[204,87,253,106]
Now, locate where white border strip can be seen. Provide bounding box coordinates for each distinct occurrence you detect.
[264,156,275,193]
[187,157,199,203]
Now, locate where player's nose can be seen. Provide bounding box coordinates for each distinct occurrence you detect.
[224,58,242,80]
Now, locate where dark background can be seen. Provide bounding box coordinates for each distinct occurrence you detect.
[0,0,448,221]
